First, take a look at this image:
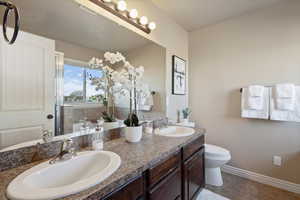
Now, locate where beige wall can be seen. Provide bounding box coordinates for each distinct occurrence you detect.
[75,0,189,120]
[125,43,166,113]
[55,40,104,62]
[189,1,300,184]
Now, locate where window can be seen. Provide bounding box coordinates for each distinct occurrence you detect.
[86,68,104,102]
[63,59,104,104]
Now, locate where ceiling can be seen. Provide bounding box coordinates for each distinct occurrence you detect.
[150,0,284,31]
[0,0,151,51]
[0,0,285,48]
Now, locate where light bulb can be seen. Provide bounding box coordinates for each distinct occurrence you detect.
[148,22,156,30]
[129,9,138,19]
[102,0,111,2]
[117,0,127,11]
[139,16,148,25]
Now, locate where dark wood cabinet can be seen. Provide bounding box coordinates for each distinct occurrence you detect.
[183,148,205,200]
[148,167,182,200]
[147,151,181,187]
[102,176,144,200]
[103,135,205,200]
[182,135,204,161]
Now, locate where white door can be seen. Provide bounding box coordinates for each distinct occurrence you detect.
[0,29,55,149]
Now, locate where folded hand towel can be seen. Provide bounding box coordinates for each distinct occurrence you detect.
[248,85,264,97]
[270,86,300,122]
[276,98,295,111]
[144,94,154,106]
[139,93,154,111]
[246,86,265,110]
[241,87,269,119]
[247,97,264,110]
[275,83,295,98]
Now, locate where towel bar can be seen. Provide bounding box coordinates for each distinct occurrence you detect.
[240,86,276,93]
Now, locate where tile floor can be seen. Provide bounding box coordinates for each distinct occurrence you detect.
[207,172,300,200]
[197,189,229,200]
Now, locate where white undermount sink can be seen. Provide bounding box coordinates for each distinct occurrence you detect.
[7,151,121,200]
[154,126,195,137]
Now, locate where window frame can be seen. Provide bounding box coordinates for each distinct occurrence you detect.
[56,57,104,107]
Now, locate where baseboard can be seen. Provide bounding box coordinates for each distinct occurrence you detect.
[222,165,300,194]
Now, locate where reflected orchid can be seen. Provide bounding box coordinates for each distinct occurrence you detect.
[88,51,150,125]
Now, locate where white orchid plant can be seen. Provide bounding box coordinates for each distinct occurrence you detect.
[118,62,150,127]
[89,52,126,122]
[89,52,150,126]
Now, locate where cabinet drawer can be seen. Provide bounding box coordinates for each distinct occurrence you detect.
[148,151,181,187]
[103,176,144,200]
[148,167,182,200]
[183,135,204,161]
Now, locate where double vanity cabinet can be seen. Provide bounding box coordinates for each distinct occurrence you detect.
[103,135,205,200]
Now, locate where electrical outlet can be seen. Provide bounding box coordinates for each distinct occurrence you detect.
[273,156,282,166]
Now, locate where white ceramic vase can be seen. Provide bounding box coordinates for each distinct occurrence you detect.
[124,126,143,143]
[103,121,120,131]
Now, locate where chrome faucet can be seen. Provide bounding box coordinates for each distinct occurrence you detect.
[161,118,169,129]
[49,138,77,164]
[153,118,169,129]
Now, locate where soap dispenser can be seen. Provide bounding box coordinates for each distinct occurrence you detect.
[92,124,104,151]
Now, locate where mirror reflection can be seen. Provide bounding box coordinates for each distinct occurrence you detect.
[0,0,166,151]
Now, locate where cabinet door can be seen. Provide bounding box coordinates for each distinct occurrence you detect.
[183,148,205,200]
[148,168,182,200]
[103,176,144,200]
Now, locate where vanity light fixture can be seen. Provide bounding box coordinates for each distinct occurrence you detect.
[88,0,155,34]
[117,0,127,11]
[148,22,156,30]
[139,16,148,25]
[129,9,138,19]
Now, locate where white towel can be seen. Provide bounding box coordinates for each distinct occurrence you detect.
[246,85,265,110]
[276,98,295,111]
[139,93,154,111]
[270,86,300,122]
[274,84,296,111]
[275,83,295,98]
[248,85,264,97]
[143,94,154,106]
[241,87,269,119]
[247,97,264,110]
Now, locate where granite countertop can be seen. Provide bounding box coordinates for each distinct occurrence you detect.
[0,129,205,200]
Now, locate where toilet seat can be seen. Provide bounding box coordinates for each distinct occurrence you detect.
[205,144,231,160]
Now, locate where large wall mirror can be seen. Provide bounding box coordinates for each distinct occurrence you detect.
[0,0,166,152]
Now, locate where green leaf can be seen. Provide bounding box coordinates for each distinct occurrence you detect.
[102,111,116,122]
[124,113,139,127]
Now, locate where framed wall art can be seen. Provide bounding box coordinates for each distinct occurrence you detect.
[172,55,186,95]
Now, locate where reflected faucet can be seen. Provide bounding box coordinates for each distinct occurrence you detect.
[49,138,77,164]
[42,129,53,143]
[161,118,169,129]
[153,118,169,129]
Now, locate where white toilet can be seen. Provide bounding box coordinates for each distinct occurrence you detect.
[205,144,231,186]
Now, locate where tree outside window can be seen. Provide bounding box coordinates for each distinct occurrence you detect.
[63,60,104,104]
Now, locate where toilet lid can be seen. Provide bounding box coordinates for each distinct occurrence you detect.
[205,144,230,158]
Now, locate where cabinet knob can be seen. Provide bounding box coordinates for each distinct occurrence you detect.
[47,114,54,119]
